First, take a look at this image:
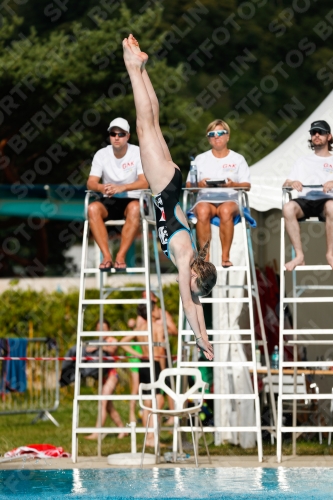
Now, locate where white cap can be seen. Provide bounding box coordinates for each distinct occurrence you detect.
[107,117,130,133]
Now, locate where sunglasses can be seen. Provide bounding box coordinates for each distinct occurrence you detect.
[207,130,228,138]
[310,129,329,136]
[110,131,127,137]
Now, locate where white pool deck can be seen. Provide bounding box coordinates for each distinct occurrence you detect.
[1,455,333,470]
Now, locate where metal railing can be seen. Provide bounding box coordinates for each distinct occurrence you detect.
[0,337,60,426]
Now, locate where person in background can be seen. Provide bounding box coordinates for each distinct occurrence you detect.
[141,291,178,337]
[126,317,143,423]
[186,119,251,267]
[282,120,333,270]
[121,303,166,447]
[85,321,127,440]
[87,117,149,272]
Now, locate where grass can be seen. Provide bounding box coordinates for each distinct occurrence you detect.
[1,387,333,459]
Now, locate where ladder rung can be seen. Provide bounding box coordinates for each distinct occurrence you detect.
[177,426,259,432]
[86,341,149,346]
[295,286,333,290]
[179,361,254,367]
[282,297,333,303]
[281,426,333,432]
[287,341,333,345]
[280,394,333,400]
[83,267,145,274]
[200,298,250,304]
[79,332,149,337]
[282,329,333,335]
[82,299,147,305]
[215,266,248,271]
[77,395,148,401]
[78,362,150,369]
[285,265,332,271]
[75,427,153,434]
[190,393,256,400]
[185,341,251,345]
[181,330,252,336]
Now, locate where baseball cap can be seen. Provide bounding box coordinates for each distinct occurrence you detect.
[309,120,331,133]
[107,117,130,133]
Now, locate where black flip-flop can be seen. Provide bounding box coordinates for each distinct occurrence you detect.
[114,261,127,273]
[99,261,113,272]
[222,261,233,268]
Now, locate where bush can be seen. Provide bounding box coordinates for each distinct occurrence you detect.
[0,284,180,354]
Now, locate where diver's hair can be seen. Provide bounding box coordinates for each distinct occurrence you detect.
[206,119,230,137]
[190,241,217,297]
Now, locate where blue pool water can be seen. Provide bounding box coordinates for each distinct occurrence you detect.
[0,467,331,499]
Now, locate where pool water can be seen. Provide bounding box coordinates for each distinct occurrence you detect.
[0,467,331,499]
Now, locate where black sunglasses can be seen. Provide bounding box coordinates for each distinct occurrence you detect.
[110,131,127,138]
[310,129,329,136]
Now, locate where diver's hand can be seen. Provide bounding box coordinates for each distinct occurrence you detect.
[196,337,214,360]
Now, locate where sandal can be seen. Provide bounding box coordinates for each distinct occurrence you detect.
[99,261,113,272]
[222,260,233,268]
[114,261,127,273]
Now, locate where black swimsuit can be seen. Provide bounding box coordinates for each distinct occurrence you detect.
[153,168,196,259]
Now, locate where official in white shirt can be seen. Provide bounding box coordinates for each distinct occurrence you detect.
[87,117,149,271]
[186,119,251,267]
[283,120,333,271]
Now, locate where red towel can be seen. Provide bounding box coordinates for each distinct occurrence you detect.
[4,443,70,458]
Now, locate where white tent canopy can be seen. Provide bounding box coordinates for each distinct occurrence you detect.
[248,91,333,212]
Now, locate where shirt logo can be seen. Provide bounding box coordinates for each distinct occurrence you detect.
[122,161,134,169]
[222,163,236,168]
[323,163,333,175]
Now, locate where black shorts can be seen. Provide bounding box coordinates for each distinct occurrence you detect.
[139,361,162,395]
[293,198,331,221]
[97,197,138,222]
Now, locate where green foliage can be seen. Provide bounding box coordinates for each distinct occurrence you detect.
[0,284,180,354]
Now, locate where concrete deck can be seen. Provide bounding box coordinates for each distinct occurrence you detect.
[1,455,333,470]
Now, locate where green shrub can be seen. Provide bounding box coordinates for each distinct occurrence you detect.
[0,284,180,354]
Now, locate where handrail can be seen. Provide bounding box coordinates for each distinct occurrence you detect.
[84,190,156,224]
[139,189,155,225]
[84,190,102,220]
[282,185,329,209]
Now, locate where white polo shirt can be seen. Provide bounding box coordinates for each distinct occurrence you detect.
[90,144,143,199]
[186,149,251,204]
[288,154,333,199]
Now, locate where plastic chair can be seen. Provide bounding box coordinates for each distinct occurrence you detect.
[139,368,211,468]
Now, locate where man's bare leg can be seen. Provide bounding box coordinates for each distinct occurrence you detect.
[88,202,112,267]
[217,202,239,266]
[115,201,140,269]
[129,371,139,422]
[283,201,305,271]
[85,375,118,439]
[324,200,333,269]
[123,36,177,194]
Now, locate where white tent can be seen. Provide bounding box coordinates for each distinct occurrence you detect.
[248,90,333,212]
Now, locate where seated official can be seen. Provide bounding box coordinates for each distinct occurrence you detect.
[186,119,251,267]
[87,117,148,272]
[282,120,333,271]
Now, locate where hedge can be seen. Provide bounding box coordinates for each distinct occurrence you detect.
[0,284,180,355]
